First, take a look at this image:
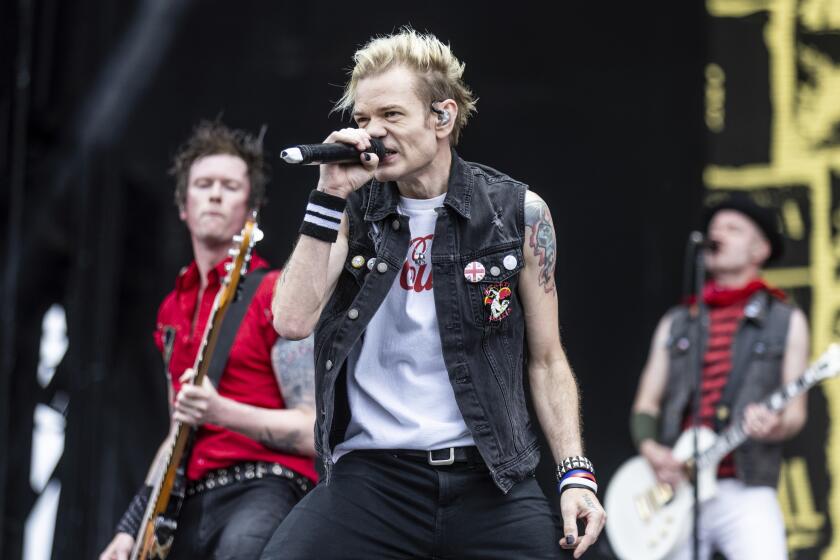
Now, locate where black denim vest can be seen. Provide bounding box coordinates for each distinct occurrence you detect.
[313,152,539,493]
[659,291,794,487]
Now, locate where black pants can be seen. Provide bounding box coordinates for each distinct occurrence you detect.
[261,451,562,560]
[168,475,305,560]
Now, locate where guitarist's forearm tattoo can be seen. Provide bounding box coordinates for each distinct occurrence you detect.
[525,198,557,294]
[257,336,315,454]
[259,427,303,454]
[271,335,316,409]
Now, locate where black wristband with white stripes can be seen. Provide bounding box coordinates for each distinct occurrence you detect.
[300,189,347,243]
[115,484,152,537]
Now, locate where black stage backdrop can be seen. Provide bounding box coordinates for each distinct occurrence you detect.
[1,2,706,558]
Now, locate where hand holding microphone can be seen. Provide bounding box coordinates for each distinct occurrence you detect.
[283,128,382,199]
[281,136,386,165]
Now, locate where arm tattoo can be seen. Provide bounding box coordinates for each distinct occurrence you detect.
[279,257,292,287]
[259,426,303,454]
[525,198,557,294]
[271,335,316,409]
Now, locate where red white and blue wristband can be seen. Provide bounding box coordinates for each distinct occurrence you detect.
[300,189,347,243]
[555,456,597,495]
[557,468,598,495]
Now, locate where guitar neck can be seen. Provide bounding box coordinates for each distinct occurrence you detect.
[131,217,259,559]
[696,366,817,470]
[195,263,242,375]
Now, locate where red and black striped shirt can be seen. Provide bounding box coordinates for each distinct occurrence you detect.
[696,302,743,477]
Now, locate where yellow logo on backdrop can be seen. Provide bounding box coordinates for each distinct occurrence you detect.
[705,0,840,557]
[779,457,825,549]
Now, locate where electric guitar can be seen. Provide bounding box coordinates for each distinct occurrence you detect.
[604,343,840,560]
[130,213,262,560]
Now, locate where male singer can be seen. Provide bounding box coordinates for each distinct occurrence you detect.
[266,27,605,559]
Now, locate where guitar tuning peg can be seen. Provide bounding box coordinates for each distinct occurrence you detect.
[224,262,234,272]
[252,226,264,242]
[228,248,240,257]
[232,235,243,243]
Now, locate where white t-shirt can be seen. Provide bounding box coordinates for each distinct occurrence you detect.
[333,193,474,460]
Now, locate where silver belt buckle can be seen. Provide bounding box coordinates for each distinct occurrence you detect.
[428,447,455,466]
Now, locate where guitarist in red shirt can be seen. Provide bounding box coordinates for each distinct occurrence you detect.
[100,121,317,560]
[629,194,809,560]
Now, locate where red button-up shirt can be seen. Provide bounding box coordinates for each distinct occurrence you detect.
[154,254,317,482]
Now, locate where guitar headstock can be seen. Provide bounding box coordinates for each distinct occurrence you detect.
[805,343,840,384]
[222,210,263,295]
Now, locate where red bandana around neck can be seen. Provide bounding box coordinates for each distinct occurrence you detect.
[686,279,786,307]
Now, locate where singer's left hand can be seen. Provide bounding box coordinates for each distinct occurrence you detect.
[559,488,606,558]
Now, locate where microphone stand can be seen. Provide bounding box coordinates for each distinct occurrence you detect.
[686,231,707,560]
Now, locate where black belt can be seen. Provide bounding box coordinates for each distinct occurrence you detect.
[389,446,484,467]
[186,461,313,497]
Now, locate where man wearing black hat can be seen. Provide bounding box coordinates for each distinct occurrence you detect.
[629,194,809,559]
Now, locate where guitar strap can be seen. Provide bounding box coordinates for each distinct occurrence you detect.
[161,326,177,384]
[206,267,269,387]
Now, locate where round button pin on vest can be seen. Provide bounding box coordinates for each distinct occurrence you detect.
[503,255,517,270]
[367,258,376,270]
[490,266,501,277]
[464,261,486,282]
[351,255,365,269]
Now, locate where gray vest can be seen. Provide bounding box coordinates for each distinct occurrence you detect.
[659,291,794,487]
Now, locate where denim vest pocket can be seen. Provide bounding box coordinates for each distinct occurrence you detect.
[460,245,526,451]
[462,245,525,327]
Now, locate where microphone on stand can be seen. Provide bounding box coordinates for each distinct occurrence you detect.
[684,229,715,560]
[683,231,718,300]
[280,138,387,165]
[689,231,720,252]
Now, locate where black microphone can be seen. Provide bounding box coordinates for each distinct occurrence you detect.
[280,138,386,165]
[689,230,719,252]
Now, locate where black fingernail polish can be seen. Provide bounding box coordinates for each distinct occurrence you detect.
[566,535,574,545]
[364,153,371,161]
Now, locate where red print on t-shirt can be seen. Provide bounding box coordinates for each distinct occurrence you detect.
[400,235,434,292]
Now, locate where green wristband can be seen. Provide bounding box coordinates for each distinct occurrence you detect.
[630,412,659,449]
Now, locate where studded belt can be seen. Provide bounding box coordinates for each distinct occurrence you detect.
[186,461,313,497]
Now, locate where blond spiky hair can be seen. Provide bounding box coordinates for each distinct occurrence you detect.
[334,27,477,144]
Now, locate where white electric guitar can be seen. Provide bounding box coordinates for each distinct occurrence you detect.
[605,343,840,560]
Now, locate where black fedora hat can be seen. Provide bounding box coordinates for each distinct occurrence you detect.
[702,193,784,263]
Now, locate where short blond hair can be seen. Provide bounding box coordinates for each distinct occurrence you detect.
[334,28,477,144]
